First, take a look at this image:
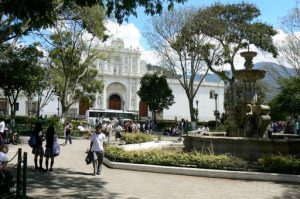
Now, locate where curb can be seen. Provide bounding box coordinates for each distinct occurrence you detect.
[103,158,300,183]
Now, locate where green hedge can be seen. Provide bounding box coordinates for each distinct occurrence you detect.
[105,146,248,170]
[105,146,300,174]
[258,155,300,174]
[121,133,156,144]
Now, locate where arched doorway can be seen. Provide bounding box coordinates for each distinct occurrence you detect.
[139,101,148,117]
[109,94,121,110]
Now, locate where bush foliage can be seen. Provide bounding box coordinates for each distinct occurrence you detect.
[105,146,300,174]
[105,146,248,170]
[258,155,300,174]
[120,133,156,144]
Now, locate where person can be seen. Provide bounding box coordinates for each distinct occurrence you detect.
[293,119,299,135]
[64,120,73,145]
[78,123,91,139]
[115,123,123,140]
[0,120,5,146]
[44,126,57,172]
[90,125,106,176]
[0,145,9,171]
[32,122,45,171]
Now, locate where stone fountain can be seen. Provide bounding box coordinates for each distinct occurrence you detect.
[227,51,271,138]
[183,51,300,158]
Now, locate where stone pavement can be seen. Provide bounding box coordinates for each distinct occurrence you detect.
[6,137,300,199]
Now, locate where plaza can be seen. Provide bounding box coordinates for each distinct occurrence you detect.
[6,137,300,199]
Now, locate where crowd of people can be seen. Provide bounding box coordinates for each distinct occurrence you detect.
[271,115,300,135]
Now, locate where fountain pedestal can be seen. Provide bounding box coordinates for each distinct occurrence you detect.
[226,51,271,138]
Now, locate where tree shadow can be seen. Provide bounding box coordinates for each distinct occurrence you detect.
[25,166,123,199]
[272,182,300,199]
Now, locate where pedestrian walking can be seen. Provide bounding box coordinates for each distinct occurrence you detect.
[64,120,73,145]
[44,126,58,172]
[89,125,106,176]
[0,120,5,146]
[31,122,45,171]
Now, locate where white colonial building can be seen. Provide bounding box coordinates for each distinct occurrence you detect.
[0,39,225,122]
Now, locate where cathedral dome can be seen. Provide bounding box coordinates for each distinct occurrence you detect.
[111,38,124,48]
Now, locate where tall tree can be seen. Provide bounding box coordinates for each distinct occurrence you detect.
[187,3,278,105]
[270,76,300,116]
[279,4,300,76]
[137,73,175,120]
[144,7,217,122]
[44,5,106,117]
[0,43,44,123]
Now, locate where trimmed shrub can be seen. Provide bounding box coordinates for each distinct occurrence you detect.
[105,146,249,171]
[105,146,300,174]
[258,155,300,174]
[121,133,156,144]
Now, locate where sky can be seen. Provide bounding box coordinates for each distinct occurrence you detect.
[104,0,298,67]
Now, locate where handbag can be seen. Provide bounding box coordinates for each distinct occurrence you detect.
[53,135,60,156]
[85,150,93,165]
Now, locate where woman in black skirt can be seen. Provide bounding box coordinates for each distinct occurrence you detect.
[32,122,45,171]
[44,126,57,171]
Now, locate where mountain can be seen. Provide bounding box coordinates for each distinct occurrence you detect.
[254,62,296,101]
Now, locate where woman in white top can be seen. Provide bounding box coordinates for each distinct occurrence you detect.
[0,145,9,171]
[90,125,106,176]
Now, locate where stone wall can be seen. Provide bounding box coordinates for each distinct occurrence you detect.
[183,135,300,158]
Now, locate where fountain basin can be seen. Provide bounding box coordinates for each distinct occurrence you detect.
[183,135,300,158]
[234,69,266,81]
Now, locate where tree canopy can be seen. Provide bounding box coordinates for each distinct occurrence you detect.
[0,43,44,120]
[0,0,187,43]
[186,2,278,104]
[144,7,211,122]
[45,10,105,116]
[270,76,300,118]
[137,73,174,120]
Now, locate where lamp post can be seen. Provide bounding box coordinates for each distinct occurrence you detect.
[196,100,199,126]
[57,97,60,117]
[122,100,125,113]
[214,93,218,130]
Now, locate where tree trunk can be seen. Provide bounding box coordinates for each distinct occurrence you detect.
[10,102,16,130]
[188,97,195,122]
[152,110,156,121]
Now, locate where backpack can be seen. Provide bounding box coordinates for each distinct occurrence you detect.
[28,133,37,147]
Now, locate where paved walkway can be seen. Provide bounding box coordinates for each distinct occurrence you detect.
[6,137,300,199]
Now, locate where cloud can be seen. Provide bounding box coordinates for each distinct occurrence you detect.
[104,20,142,49]
[140,50,160,65]
[103,21,293,69]
[102,20,160,65]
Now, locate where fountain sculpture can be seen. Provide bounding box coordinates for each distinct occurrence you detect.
[183,51,300,158]
[227,51,271,138]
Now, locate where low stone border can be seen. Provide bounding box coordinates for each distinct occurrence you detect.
[103,158,300,183]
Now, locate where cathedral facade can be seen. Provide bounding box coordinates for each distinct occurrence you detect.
[0,39,225,122]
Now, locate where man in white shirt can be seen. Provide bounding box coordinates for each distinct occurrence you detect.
[90,125,106,176]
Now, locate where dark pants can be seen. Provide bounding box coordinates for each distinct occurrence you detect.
[92,151,104,174]
[65,132,72,144]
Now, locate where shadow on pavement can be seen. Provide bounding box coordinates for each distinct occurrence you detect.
[25,166,121,199]
[273,183,300,199]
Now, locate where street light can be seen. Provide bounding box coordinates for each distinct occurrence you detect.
[196,100,199,125]
[122,100,125,113]
[57,97,60,117]
[214,93,218,130]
